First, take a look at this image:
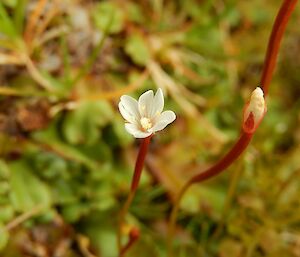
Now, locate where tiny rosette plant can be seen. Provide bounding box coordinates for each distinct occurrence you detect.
[119,88,176,138]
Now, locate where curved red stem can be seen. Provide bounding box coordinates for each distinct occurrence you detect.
[120,227,140,256]
[261,0,298,96]
[189,0,298,185]
[167,1,298,255]
[190,132,252,184]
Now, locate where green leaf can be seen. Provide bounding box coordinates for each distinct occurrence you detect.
[0,160,10,179]
[0,205,14,222]
[3,0,17,8]
[32,122,100,171]
[52,180,76,204]
[34,152,68,179]
[13,0,27,33]
[93,1,124,34]
[79,142,112,163]
[61,203,89,223]
[0,2,17,38]
[84,218,117,257]
[0,225,8,251]
[125,34,150,66]
[62,101,114,145]
[185,24,223,56]
[126,2,144,24]
[9,161,52,212]
[92,196,115,212]
[39,70,68,96]
[181,185,226,214]
[0,182,9,195]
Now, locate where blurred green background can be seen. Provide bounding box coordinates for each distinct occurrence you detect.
[0,0,300,256]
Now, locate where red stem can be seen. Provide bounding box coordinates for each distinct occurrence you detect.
[188,0,297,185]
[120,227,140,256]
[131,135,152,192]
[190,132,252,184]
[166,132,253,257]
[167,2,297,255]
[118,135,152,255]
[260,0,298,96]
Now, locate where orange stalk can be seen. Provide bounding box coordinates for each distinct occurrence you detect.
[24,0,47,45]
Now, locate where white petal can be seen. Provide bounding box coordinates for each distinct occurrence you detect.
[120,95,139,118]
[125,123,152,138]
[150,110,176,133]
[138,90,154,117]
[125,123,140,136]
[118,102,136,124]
[150,88,164,118]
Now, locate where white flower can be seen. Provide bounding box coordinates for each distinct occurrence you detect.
[243,87,266,133]
[119,88,176,138]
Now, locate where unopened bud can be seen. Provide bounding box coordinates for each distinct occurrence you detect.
[243,87,266,134]
[129,227,140,240]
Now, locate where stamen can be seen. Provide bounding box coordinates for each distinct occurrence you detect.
[140,117,152,131]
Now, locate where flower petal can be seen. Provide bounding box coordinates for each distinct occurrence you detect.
[118,102,136,124]
[150,88,164,118]
[149,110,176,133]
[125,123,152,138]
[138,90,154,117]
[120,95,139,118]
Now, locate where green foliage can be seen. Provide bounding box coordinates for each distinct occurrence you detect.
[2,0,17,8]
[62,101,114,145]
[126,2,144,24]
[93,1,124,34]
[0,0,300,256]
[0,226,8,251]
[0,2,17,38]
[9,161,52,211]
[125,34,151,66]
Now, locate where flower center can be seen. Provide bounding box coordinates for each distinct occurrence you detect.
[140,117,152,131]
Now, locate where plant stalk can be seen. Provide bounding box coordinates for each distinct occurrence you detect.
[167,132,252,256]
[167,0,298,255]
[260,0,298,95]
[117,135,152,256]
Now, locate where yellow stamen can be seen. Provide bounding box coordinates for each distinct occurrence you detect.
[140,117,152,131]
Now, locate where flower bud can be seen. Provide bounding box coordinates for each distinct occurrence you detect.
[243,87,266,134]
